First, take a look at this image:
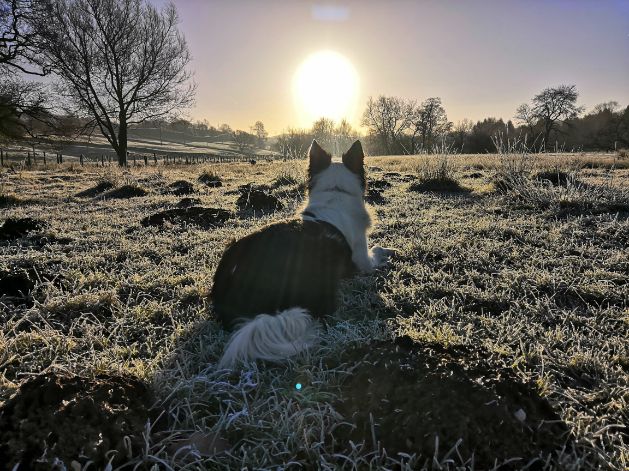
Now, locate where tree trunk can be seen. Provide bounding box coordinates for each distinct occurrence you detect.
[118,119,128,166]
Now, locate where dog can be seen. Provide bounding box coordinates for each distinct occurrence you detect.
[211,139,394,368]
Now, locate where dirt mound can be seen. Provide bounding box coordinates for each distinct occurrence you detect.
[102,184,148,199]
[368,178,392,190]
[333,338,569,468]
[76,180,115,197]
[198,172,223,187]
[236,185,283,211]
[0,372,155,469]
[141,206,234,229]
[177,197,202,208]
[365,188,386,205]
[0,268,35,304]
[0,217,45,240]
[409,178,470,194]
[167,180,195,196]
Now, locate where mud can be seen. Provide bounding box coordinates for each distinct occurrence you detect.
[0,372,156,469]
[333,338,570,468]
[141,206,234,229]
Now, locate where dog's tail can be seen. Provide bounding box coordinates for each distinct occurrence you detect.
[218,308,318,369]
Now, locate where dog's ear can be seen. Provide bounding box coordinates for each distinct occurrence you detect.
[308,140,331,176]
[342,140,364,175]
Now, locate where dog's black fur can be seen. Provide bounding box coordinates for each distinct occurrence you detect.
[211,219,356,330]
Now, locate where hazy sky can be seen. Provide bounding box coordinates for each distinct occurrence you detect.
[159,0,629,134]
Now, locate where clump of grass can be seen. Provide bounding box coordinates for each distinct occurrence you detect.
[617,148,628,159]
[272,170,300,188]
[533,169,575,187]
[198,170,222,187]
[409,156,468,193]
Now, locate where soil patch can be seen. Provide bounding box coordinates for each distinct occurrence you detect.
[236,185,283,211]
[76,181,115,197]
[167,180,195,196]
[102,185,148,199]
[0,372,156,469]
[141,206,234,229]
[0,217,45,240]
[333,338,569,468]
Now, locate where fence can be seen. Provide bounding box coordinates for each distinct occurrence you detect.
[0,149,298,167]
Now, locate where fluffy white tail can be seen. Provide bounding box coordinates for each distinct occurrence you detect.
[218,308,319,369]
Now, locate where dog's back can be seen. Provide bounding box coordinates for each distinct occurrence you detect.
[211,219,355,329]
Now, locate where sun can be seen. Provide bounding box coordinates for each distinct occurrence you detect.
[292,50,359,127]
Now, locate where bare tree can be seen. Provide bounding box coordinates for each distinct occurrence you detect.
[514,103,537,137]
[335,118,358,153]
[311,117,335,150]
[275,127,312,159]
[0,0,48,74]
[362,95,413,154]
[33,0,195,165]
[232,129,256,153]
[409,97,451,153]
[516,85,583,149]
[250,120,268,148]
[0,78,49,139]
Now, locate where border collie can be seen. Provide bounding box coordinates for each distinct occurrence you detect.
[211,140,394,368]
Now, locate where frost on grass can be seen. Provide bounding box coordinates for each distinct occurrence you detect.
[0,157,627,469]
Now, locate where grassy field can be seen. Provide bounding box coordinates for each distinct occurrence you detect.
[0,152,628,470]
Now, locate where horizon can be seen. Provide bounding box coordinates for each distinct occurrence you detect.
[153,0,629,134]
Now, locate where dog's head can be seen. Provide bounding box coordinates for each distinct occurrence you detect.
[307,140,366,196]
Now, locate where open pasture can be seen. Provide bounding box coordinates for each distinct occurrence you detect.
[0,152,628,470]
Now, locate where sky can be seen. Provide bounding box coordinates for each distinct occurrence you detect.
[156,0,629,134]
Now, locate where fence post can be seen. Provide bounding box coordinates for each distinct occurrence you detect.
[80,154,84,166]
[153,153,157,165]
[60,153,63,164]
[43,151,46,165]
[27,152,31,166]
[0,149,3,166]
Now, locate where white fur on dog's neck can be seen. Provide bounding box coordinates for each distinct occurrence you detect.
[302,162,374,271]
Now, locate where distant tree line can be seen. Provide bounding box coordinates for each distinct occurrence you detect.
[361,86,629,155]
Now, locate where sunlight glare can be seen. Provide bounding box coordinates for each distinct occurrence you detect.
[292,50,359,127]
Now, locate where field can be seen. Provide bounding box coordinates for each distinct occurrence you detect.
[0,152,628,470]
